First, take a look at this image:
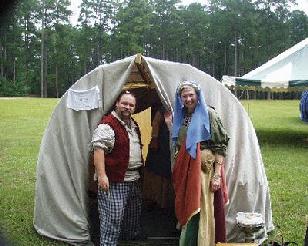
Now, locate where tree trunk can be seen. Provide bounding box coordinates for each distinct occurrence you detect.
[212,42,215,76]
[40,22,45,97]
[4,43,6,79]
[1,33,7,79]
[24,15,29,86]
[0,40,3,77]
[224,44,227,74]
[55,64,58,98]
[40,0,46,98]
[44,45,48,97]
[162,42,166,60]
[192,54,197,67]
[234,34,238,76]
[13,57,16,84]
[84,61,87,75]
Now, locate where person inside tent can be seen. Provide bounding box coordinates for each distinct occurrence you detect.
[91,90,144,245]
[143,103,173,209]
[168,80,229,246]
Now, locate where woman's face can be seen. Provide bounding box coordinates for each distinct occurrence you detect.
[180,86,198,113]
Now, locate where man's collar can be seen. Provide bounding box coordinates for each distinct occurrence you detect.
[111,111,135,128]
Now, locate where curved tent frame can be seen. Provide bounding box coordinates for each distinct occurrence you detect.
[34,55,274,244]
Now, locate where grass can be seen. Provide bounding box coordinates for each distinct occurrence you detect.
[0,98,65,245]
[0,98,307,245]
[241,100,308,244]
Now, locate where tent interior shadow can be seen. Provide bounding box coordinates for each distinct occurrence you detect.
[88,196,179,246]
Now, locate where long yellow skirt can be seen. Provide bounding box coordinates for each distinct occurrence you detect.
[179,169,215,246]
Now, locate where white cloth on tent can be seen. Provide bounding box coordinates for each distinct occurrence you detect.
[67,85,101,111]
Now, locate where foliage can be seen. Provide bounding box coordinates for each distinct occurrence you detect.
[112,0,153,58]
[0,77,30,96]
[1,0,308,97]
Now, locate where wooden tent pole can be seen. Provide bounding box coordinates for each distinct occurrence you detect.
[134,53,155,85]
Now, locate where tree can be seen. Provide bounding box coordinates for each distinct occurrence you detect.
[49,24,80,97]
[149,0,180,60]
[78,0,116,67]
[111,0,153,58]
[288,10,308,44]
[177,3,209,68]
[38,0,71,97]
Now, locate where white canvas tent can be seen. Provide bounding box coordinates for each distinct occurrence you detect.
[34,55,274,245]
[222,38,308,88]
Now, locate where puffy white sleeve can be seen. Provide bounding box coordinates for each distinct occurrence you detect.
[91,124,115,153]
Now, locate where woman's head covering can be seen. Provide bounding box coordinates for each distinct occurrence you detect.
[172,80,211,159]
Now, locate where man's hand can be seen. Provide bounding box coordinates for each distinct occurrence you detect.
[98,174,109,191]
[164,110,173,130]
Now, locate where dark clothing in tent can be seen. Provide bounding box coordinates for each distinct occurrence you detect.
[145,111,171,178]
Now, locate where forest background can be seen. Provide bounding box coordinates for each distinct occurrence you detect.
[0,0,308,98]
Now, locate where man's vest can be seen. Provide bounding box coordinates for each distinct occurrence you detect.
[99,114,142,182]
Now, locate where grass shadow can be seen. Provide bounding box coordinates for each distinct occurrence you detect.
[256,130,308,147]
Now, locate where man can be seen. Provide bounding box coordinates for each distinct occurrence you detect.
[91,90,143,246]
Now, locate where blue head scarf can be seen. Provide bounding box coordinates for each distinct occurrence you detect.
[171,81,211,159]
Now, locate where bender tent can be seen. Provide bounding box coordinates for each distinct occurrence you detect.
[222,38,308,88]
[34,54,274,245]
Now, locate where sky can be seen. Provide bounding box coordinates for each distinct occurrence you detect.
[69,0,308,25]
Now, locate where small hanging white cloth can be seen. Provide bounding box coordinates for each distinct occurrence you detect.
[67,86,101,111]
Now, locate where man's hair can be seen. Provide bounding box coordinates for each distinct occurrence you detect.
[116,90,136,103]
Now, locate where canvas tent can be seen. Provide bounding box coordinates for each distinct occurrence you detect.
[34,54,274,245]
[222,38,308,89]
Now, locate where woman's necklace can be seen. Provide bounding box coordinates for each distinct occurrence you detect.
[183,113,192,126]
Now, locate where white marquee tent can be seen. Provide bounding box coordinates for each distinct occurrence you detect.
[222,38,308,88]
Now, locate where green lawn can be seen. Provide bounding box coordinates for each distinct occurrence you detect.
[0,98,307,245]
[0,98,64,245]
[241,100,308,244]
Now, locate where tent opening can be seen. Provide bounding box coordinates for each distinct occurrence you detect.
[87,56,179,245]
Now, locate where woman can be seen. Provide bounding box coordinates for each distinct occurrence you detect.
[170,81,229,246]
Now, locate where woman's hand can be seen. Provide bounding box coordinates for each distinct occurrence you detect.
[210,174,221,192]
[98,174,109,191]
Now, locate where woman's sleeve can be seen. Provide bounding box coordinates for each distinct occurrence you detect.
[208,108,229,156]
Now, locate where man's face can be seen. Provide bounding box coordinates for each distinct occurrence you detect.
[115,94,136,121]
[180,86,198,113]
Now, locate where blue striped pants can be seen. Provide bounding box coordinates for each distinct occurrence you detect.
[97,181,142,246]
